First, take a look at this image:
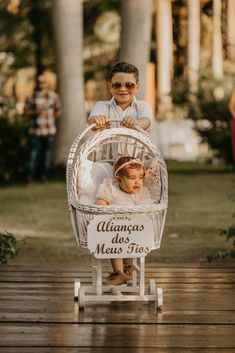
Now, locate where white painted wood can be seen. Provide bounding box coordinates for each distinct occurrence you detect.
[74,279,80,298]
[78,287,85,309]
[97,259,103,296]
[82,294,157,302]
[149,279,156,295]
[87,215,154,259]
[74,254,160,310]
[140,257,145,296]
[157,287,163,308]
[132,258,138,287]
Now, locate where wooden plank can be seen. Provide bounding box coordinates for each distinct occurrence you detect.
[1,263,235,272]
[1,265,235,275]
[1,274,234,284]
[1,307,235,324]
[0,280,235,288]
[0,348,235,353]
[0,264,234,352]
[0,290,235,309]
[0,257,235,272]
[0,324,235,348]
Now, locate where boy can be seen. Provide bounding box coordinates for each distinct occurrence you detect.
[88,61,152,130]
[90,62,152,285]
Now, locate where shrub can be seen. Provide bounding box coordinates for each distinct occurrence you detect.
[207,195,235,261]
[0,102,28,182]
[195,98,233,164]
[0,230,24,264]
[189,75,234,166]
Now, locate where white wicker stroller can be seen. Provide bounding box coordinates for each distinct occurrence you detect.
[66,121,168,310]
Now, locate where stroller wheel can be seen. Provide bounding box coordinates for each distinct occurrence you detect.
[149,279,156,295]
[74,279,80,299]
[156,287,163,308]
[78,287,85,310]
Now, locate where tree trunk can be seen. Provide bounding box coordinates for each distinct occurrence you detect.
[52,0,86,165]
[156,0,173,117]
[227,0,235,60]
[212,0,223,80]
[187,0,200,98]
[119,0,152,99]
[28,2,44,75]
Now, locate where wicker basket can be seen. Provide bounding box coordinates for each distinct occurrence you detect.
[66,124,168,251]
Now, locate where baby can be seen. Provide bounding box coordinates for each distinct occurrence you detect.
[96,156,153,286]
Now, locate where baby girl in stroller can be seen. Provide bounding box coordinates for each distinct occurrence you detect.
[95,156,160,285]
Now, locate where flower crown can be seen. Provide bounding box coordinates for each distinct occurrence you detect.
[114,157,144,176]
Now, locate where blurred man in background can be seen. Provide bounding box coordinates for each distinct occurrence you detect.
[24,73,62,182]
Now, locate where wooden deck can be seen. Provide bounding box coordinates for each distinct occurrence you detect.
[0,263,235,352]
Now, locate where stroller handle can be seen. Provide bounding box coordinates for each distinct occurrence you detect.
[74,120,150,149]
[90,119,148,134]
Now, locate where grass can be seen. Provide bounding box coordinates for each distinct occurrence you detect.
[0,161,234,265]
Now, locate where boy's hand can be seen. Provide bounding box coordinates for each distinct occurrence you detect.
[91,115,111,130]
[122,117,151,130]
[121,116,136,128]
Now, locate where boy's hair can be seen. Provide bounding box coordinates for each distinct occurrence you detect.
[108,62,139,82]
[114,156,144,177]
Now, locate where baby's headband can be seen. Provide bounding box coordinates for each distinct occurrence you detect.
[114,158,144,176]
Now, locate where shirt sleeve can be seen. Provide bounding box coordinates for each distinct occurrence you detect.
[88,101,109,122]
[137,100,153,122]
[54,93,62,111]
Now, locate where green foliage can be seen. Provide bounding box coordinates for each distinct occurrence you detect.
[0,0,54,71]
[0,230,24,264]
[189,75,235,165]
[207,195,235,261]
[195,99,232,164]
[0,103,28,182]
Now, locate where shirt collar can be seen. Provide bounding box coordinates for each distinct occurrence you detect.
[110,96,137,108]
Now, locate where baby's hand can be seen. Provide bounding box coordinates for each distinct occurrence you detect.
[121,116,136,128]
[91,115,111,130]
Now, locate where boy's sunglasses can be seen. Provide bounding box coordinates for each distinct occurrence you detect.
[111,82,136,90]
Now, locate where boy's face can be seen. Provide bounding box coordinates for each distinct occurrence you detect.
[108,72,139,108]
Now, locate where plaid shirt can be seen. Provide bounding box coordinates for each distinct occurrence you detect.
[24,90,61,136]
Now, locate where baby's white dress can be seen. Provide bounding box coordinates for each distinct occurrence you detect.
[96,178,154,206]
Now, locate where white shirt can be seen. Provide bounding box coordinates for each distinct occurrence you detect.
[88,97,152,128]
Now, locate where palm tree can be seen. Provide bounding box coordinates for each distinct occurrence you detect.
[187,0,200,98]
[156,0,173,117]
[227,0,235,60]
[52,0,86,165]
[212,0,223,80]
[119,0,152,99]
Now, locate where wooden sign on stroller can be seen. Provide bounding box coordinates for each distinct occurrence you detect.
[66,122,168,310]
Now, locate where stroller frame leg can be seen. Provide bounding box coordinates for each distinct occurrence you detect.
[74,255,163,310]
[92,256,102,295]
